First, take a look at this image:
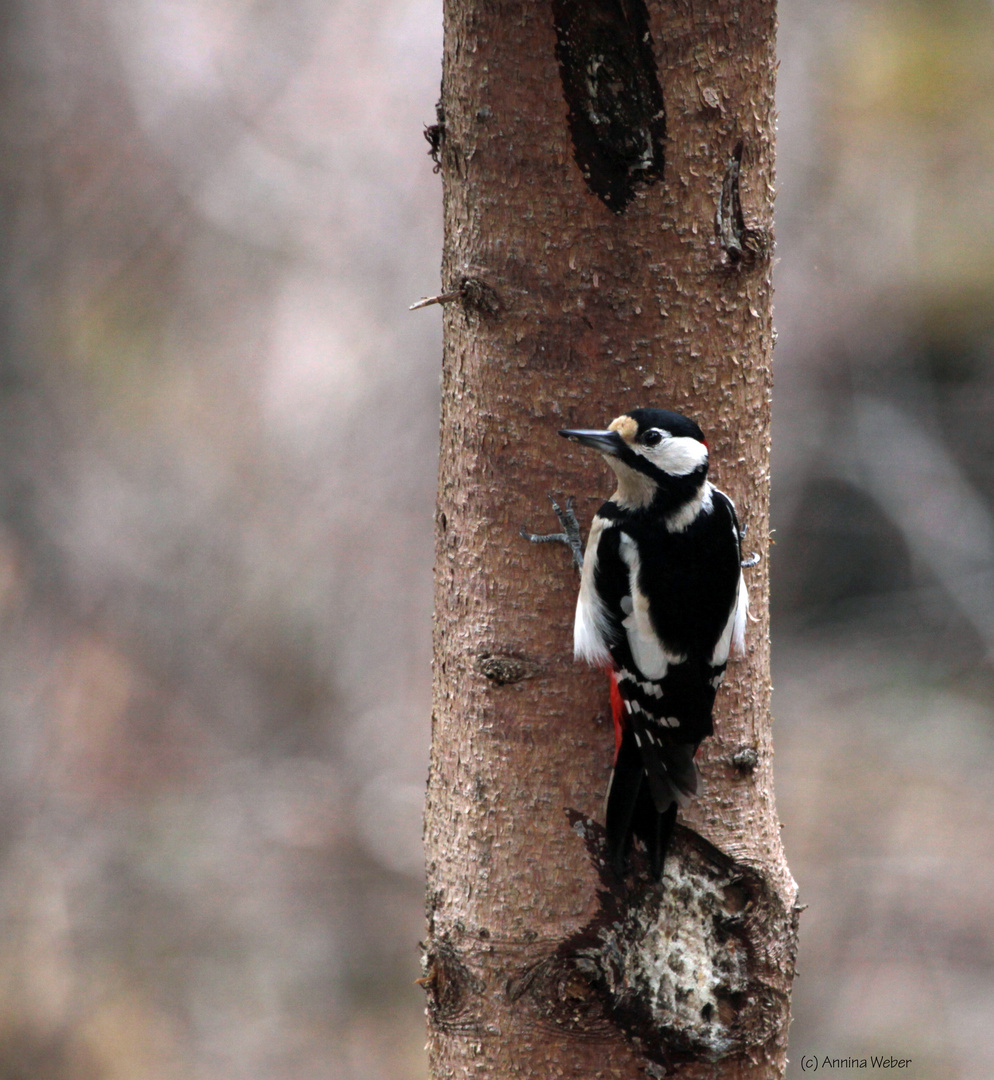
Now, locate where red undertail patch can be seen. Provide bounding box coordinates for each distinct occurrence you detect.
[607,667,624,760]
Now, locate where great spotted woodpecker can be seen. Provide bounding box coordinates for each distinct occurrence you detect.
[556,408,748,877]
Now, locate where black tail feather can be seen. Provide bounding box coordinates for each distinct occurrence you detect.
[605,728,682,877]
[605,729,644,874]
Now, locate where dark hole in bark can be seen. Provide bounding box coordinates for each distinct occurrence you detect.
[552,0,666,212]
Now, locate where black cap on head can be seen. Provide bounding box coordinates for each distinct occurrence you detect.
[624,408,705,443]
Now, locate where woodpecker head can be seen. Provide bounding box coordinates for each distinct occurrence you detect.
[559,408,709,509]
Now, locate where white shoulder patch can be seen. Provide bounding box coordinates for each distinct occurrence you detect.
[573,516,614,667]
[666,481,714,533]
[710,570,749,666]
[731,570,748,657]
[618,532,685,679]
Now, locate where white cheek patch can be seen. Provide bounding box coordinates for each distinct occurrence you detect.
[606,457,658,510]
[641,434,708,477]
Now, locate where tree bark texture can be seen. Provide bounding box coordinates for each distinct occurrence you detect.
[423,2,798,1078]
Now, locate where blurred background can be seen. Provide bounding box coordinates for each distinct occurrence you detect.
[0,0,992,1077]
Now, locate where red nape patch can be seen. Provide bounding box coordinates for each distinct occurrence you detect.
[607,668,624,759]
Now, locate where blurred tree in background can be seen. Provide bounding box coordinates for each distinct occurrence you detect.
[0,1,993,1078]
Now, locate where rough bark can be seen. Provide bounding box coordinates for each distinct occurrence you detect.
[423,2,797,1078]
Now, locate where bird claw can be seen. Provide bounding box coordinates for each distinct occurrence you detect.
[521,494,584,571]
[738,523,761,567]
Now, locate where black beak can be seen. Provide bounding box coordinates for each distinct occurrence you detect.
[558,428,625,456]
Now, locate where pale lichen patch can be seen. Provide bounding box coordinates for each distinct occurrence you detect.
[598,853,749,1060]
[558,816,796,1068]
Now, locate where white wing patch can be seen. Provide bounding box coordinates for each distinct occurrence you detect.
[573,516,614,666]
[618,532,685,679]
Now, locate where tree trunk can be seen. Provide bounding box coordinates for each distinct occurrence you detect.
[422,2,797,1078]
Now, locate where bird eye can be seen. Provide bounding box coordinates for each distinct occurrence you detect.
[642,429,663,447]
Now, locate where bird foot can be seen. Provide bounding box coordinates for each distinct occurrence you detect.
[520,494,584,572]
